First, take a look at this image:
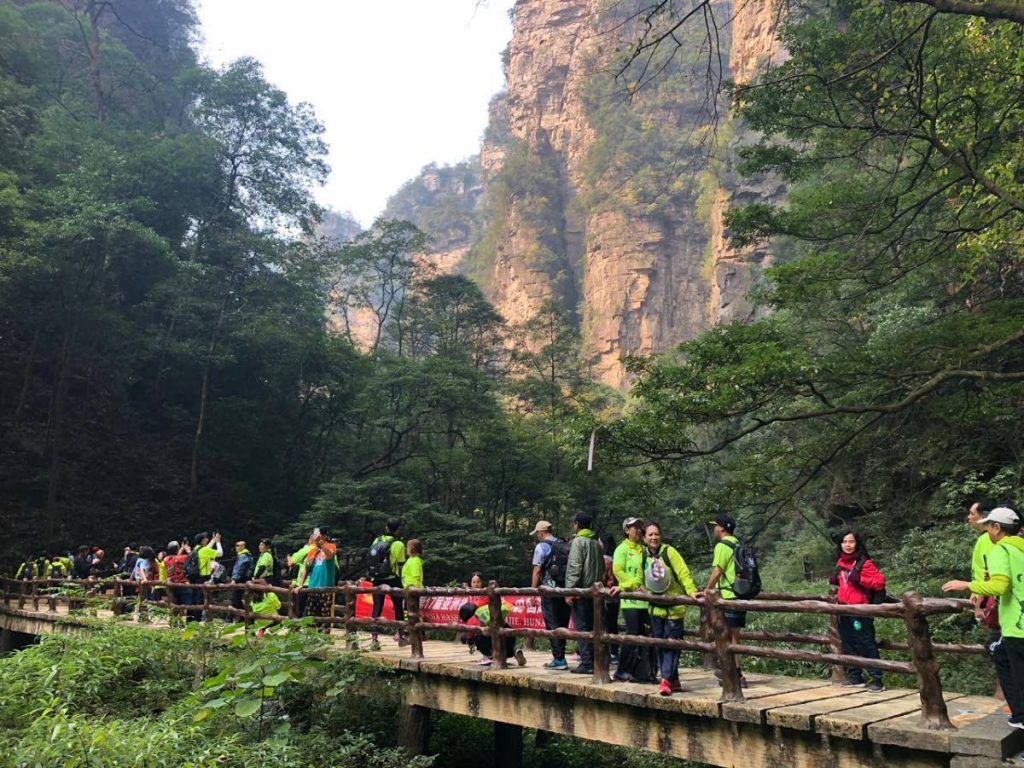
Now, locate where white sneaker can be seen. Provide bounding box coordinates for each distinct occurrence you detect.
[478,656,492,666]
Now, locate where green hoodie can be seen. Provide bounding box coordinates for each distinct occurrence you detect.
[968,535,1024,638]
[613,538,647,611]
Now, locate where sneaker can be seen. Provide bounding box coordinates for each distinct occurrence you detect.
[609,654,619,664]
[570,664,594,674]
[658,679,673,696]
[670,680,683,693]
[867,682,886,693]
[515,650,527,667]
[713,669,723,680]
[613,671,636,683]
[397,636,410,648]
[544,658,569,670]
[369,639,381,652]
[1008,717,1024,730]
[478,656,493,666]
[841,679,867,688]
[739,675,749,689]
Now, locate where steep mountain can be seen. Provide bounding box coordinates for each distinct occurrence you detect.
[390,0,784,388]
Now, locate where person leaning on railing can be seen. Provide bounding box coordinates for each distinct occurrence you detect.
[943,506,1024,731]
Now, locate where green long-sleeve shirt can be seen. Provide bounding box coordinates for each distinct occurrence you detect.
[645,544,698,620]
[613,539,647,611]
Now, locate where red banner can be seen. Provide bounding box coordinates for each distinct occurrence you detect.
[352,581,553,629]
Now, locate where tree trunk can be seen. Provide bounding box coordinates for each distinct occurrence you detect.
[13,327,39,428]
[189,298,227,505]
[46,316,78,538]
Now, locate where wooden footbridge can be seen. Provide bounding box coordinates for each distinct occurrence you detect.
[1,577,1020,768]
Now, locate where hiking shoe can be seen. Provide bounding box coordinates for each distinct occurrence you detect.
[739,675,749,689]
[658,679,673,696]
[670,680,683,693]
[1008,717,1024,730]
[613,671,636,683]
[369,639,381,652]
[867,682,886,693]
[478,656,493,666]
[544,658,569,670]
[609,654,619,664]
[515,650,527,667]
[713,669,723,680]
[397,636,410,647]
[841,679,867,688]
[569,664,593,675]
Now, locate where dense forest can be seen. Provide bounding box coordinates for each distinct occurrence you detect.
[0,0,1022,600]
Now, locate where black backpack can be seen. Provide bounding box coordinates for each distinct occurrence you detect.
[544,538,572,587]
[367,537,394,579]
[850,558,897,604]
[184,548,202,583]
[722,539,762,598]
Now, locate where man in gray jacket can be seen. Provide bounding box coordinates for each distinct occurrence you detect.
[564,511,604,674]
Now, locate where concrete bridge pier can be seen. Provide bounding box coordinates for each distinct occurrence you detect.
[0,626,11,655]
[398,703,431,756]
[495,721,523,768]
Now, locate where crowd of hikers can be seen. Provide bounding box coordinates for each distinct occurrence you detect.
[10,498,1024,729]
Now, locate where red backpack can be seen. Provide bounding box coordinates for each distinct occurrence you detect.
[165,554,188,584]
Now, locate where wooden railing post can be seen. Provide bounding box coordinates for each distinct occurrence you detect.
[31,578,39,611]
[699,604,716,670]
[287,588,299,619]
[344,584,358,649]
[202,584,211,623]
[406,588,424,659]
[706,590,743,702]
[487,581,507,669]
[243,587,252,628]
[903,591,953,729]
[827,588,846,683]
[592,583,611,683]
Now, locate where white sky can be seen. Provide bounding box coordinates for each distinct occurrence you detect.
[197,0,515,227]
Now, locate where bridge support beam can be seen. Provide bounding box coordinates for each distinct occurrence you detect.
[495,722,522,768]
[0,627,11,656]
[398,703,431,755]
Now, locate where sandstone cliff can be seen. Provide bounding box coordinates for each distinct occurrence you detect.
[389,0,784,388]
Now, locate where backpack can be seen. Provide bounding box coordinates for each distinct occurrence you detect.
[165,555,187,584]
[184,548,202,583]
[850,558,897,605]
[50,561,67,579]
[721,539,762,599]
[642,548,682,594]
[543,538,572,587]
[367,537,394,579]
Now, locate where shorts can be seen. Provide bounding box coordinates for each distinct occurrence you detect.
[724,609,746,629]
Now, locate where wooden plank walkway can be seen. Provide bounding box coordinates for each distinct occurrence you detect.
[3,604,1023,767]
[361,639,1024,767]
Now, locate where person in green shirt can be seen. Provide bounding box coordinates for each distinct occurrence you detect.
[402,539,424,589]
[968,498,1003,699]
[194,531,223,579]
[702,514,748,688]
[943,506,1024,729]
[613,517,655,683]
[458,601,526,667]
[253,539,275,582]
[642,521,698,696]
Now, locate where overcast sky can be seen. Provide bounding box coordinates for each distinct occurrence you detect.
[197,0,515,227]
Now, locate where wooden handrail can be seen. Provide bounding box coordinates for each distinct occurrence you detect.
[0,576,978,728]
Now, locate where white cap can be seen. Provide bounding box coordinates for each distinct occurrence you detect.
[979,507,1020,526]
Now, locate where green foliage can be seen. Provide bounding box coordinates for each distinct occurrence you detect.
[0,621,433,767]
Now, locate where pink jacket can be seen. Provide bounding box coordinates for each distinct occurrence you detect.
[833,554,885,605]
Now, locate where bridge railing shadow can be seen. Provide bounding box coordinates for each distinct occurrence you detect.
[0,576,973,730]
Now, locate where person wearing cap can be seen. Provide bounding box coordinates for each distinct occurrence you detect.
[944,506,1024,729]
[830,529,887,692]
[530,519,572,670]
[703,513,748,688]
[966,498,1004,700]
[230,540,254,611]
[613,517,655,683]
[564,512,604,674]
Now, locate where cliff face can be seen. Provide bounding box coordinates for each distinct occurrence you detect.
[396,0,784,388]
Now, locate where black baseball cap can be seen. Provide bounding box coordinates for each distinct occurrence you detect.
[708,514,736,533]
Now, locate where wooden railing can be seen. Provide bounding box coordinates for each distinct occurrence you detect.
[0,576,976,730]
